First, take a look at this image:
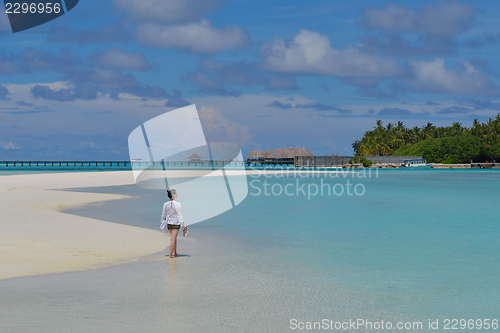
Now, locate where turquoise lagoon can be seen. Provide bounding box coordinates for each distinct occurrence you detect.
[64,168,500,327]
[228,169,500,321]
[2,168,499,331]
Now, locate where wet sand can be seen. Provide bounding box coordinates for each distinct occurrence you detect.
[0,227,399,333]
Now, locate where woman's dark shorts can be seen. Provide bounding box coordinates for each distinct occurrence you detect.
[167,224,180,230]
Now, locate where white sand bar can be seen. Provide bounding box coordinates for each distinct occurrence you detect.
[0,168,354,280]
[0,171,168,280]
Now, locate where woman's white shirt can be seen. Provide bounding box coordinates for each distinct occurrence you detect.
[161,200,184,225]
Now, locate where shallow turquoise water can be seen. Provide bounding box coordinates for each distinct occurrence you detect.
[62,168,500,327]
[237,170,499,308]
[202,169,500,322]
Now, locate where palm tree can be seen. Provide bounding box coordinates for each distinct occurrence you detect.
[396,121,405,131]
[471,118,480,137]
[373,119,385,137]
[450,122,463,136]
[422,122,435,139]
[410,126,421,143]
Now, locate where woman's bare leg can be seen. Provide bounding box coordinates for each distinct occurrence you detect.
[173,234,178,257]
[168,229,173,257]
[172,229,179,257]
[168,229,179,258]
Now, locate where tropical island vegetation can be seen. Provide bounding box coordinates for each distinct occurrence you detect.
[352,115,500,163]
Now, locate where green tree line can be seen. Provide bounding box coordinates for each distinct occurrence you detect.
[352,115,500,163]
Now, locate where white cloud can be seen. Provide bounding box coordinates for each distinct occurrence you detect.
[0,82,162,136]
[136,19,250,54]
[1,141,20,150]
[198,106,253,147]
[362,1,475,36]
[93,48,152,71]
[113,0,247,55]
[407,58,500,97]
[260,29,403,77]
[112,0,221,24]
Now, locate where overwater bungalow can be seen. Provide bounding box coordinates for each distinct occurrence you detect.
[188,153,202,161]
[246,149,272,160]
[246,146,313,164]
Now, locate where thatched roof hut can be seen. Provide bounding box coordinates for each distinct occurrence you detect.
[246,149,264,159]
[188,153,202,161]
[267,146,294,159]
[246,148,274,159]
[267,146,314,159]
[247,146,314,160]
[296,146,314,157]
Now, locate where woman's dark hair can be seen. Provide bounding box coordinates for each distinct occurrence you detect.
[167,189,177,199]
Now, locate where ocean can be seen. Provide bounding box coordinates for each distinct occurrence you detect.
[63,168,500,328]
[2,168,499,332]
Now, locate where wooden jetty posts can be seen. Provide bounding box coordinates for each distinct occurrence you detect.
[0,160,247,168]
[1,161,130,167]
[3,160,500,169]
[247,146,317,168]
[470,163,500,169]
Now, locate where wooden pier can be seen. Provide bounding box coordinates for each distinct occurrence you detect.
[246,160,295,167]
[471,163,500,169]
[0,161,130,167]
[0,160,248,168]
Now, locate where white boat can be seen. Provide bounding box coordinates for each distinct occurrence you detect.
[400,159,432,168]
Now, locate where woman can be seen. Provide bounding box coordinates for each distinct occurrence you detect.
[160,189,187,258]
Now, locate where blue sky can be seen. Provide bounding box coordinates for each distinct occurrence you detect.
[2,0,500,159]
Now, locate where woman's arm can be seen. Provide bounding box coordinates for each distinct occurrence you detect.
[160,202,167,223]
[177,202,187,229]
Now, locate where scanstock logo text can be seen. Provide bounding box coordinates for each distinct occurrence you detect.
[128,104,249,226]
